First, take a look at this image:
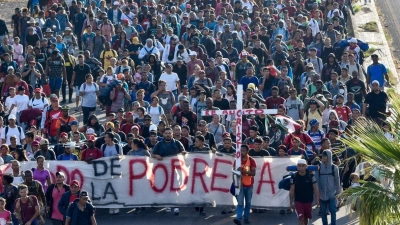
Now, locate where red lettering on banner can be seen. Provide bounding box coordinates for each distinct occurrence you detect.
[70,169,85,187]
[151,164,168,193]
[170,159,189,192]
[0,164,11,192]
[222,110,228,115]
[191,158,209,194]
[236,117,242,126]
[236,109,242,117]
[129,159,147,196]
[205,111,211,116]
[210,159,232,192]
[256,162,276,195]
[245,109,253,114]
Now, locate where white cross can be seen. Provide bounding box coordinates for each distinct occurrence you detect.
[202,85,277,194]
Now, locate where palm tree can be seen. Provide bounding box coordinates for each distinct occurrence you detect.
[341,92,400,225]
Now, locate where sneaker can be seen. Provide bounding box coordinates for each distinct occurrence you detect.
[233,219,242,225]
[279,209,285,214]
[165,207,171,213]
[174,208,179,215]
[114,209,119,215]
[109,208,114,215]
[69,99,73,103]
[244,219,250,224]
[134,208,141,214]
[60,99,66,104]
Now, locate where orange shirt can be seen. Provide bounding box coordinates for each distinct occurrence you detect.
[55,116,77,129]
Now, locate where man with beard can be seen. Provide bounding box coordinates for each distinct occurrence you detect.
[151,128,185,215]
[197,120,217,151]
[81,135,102,163]
[176,100,197,135]
[173,125,189,151]
[267,119,285,150]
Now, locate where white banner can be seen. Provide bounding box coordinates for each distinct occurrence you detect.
[0,154,299,208]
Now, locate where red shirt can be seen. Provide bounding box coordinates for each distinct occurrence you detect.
[265,97,285,109]
[284,132,314,149]
[81,148,103,161]
[69,194,78,204]
[334,105,351,122]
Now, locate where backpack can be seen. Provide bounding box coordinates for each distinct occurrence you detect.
[59,116,72,133]
[98,79,119,106]
[318,164,335,177]
[307,58,321,71]
[4,126,22,142]
[346,64,361,75]
[100,49,117,60]
[278,173,293,191]
[142,47,155,62]
[30,97,45,104]
[147,106,162,115]
[101,143,121,155]
[83,82,98,92]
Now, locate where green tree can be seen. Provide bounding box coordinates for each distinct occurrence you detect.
[341,92,400,225]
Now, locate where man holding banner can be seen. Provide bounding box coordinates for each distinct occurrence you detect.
[233,145,257,225]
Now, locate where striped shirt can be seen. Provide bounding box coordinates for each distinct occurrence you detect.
[307,129,325,150]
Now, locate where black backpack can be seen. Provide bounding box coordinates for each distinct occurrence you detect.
[98,80,119,106]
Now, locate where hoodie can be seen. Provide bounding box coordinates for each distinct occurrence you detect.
[315,150,341,201]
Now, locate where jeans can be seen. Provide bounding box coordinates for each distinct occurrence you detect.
[236,186,253,221]
[320,198,336,225]
[49,77,63,92]
[51,219,63,225]
[172,89,178,102]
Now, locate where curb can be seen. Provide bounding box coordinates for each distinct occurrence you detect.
[349,0,399,90]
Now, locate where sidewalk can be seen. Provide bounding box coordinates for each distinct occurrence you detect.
[349,0,399,90]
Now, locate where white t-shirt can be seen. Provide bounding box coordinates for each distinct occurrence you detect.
[100,74,116,84]
[28,97,49,109]
[159,72,179,91]
[13,94,30,112]
[148,105,164,125]
[241,0,253,13]
[0,126,25,145]
[5,97,16,116]
[80,83,99,108]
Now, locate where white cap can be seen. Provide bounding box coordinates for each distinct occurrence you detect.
[65,27,72,31]
[8,114,16,120]
[113,1,120,5]
[372,80,380,85]
[7,66,14,71]
[333,9,339,13]
[86,128,95,135]
[189,51,197,56]
[348,38,357,43]
[297,159,307,165]
[149,124,157,131]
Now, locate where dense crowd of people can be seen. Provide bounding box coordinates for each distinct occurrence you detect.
[0,0,392,224]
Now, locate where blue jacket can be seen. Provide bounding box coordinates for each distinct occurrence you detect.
[58,190,84,218]
[43,18,60,35]
[107,8,122,25]
[66,198,95,225]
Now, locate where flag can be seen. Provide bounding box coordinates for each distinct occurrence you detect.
[275,115,302,133]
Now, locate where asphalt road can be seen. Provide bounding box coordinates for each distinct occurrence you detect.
[64,206,359,225]
[376,0,400,60]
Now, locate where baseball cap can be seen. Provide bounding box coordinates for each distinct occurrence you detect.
[60,132,68,138]
[71,180,80,187]
[189,51,197,56]
[348,38,357,43]
[8,114,16,120]
[309,119,319,127]
[32,141,39,146]
[372,80,380,85]
[56,171,66,177]
[132,37,139,44]
[149,124,157,131]
[79,191,89,198]
[117,107,125,112]
[50,94,58,101]
[7,66,14,71]
[126,112,134,117]
[176,56,183,61]
[61,105,70,111]
[40,139,49,145]
[86,128,96,135]
[34,88,41,93]
[131,125,139,130]
[87,135,96,142]
[70,120,79,126]
[113,1,119,5]
[297,159,307,165]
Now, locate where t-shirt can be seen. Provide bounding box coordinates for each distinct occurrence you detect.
[73,64,91,87]
[51,186,66,220]
[364,91,388,118]
[233,156,257,187]
[100,50,118,70]
[284,98,304,121]
[159,72,179,91]
[16,196,39,223]
[334,105,351,122]
[1,126,25,145]
[0,210,11,225]
[33,168,51,192]
[28,97,49,109]
[13,94,29,112]
[367,63,387,87]
[4,97,16,116]
[265,97,285,109]
[80,83,99,108]
[248,149,270,157]
[148,106,164,125]
[152,140,184,157]
[346,79,366,103]
[290,172,316,203]
[284,133,313,150]
[102,144,121,157]
[100,74,116,84]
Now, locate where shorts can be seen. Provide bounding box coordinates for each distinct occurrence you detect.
[49,77,63,90]
[75,86,80,96]
[295,201,312,219]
